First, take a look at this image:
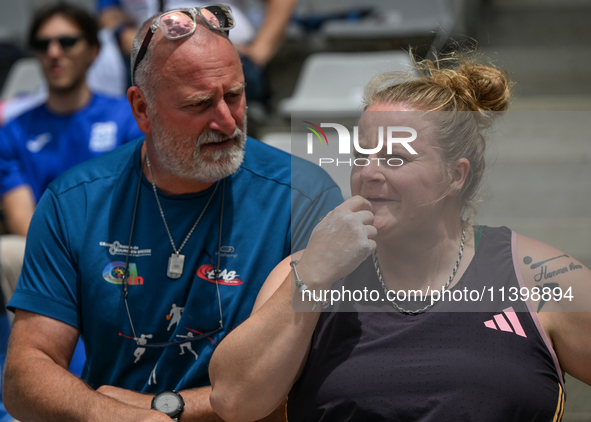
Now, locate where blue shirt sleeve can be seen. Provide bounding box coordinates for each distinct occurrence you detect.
[291,157,343,252]
[97,0,121,12]
[0,122,28,197]
[7,188,80,328]
[0,312,15,422]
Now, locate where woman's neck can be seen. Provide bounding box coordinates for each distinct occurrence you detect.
[375,220,474,293]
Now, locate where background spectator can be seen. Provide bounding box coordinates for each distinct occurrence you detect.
[0,9,142,420]
[97,0,297,104]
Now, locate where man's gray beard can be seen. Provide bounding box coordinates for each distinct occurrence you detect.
[151,116,247,183]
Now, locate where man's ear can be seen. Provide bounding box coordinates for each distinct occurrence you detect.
[90,44,99,63]
[127,86,152,133]
[84,44,99,71]
[452,157,470,193]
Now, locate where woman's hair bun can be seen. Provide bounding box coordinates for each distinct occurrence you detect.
[418,56,512,114]
[458,63,511,113]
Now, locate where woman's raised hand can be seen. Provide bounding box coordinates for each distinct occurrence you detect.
[296,196,377,290]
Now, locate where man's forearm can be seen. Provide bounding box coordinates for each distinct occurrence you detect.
[99,6,136,55]
[2,186,35,236]
[98,384,223,422]
[4,352,166,422]
[178,387,222,422]
[98,383,288,421]
[246,0,298,65]
[179,387,286,422]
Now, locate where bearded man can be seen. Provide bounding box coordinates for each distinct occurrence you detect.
[3,6,342,422]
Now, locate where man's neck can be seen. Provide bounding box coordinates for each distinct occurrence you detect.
[46,83,92,115]
[141,142,215,195]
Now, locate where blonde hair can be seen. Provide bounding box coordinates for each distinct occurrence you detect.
[363,53,512,219]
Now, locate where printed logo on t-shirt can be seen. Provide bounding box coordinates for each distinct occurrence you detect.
[483,307,527,338]
[197,264,243,285]
[99,240,152,257]
[89,121,118,152]
[26,133,51,152]
[116,332,153,364]
[102,261,144,285]
[215,245,238,259]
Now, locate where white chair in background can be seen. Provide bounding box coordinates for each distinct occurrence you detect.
[278,50,415,118]
[319,0,456,54]
[0,58,44,101]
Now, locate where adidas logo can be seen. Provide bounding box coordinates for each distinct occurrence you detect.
[484,307,527,338]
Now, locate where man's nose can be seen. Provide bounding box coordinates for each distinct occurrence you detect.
[209,100,237,135]
[46,40,64,58]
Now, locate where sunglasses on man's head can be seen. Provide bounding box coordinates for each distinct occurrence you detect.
[132,4,235,86]
[31,36,84,52]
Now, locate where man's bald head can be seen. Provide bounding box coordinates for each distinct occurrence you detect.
[130,12,236,102]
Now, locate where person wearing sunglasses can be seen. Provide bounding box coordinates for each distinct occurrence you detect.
[0,2,142,313]
[0,5,142,317]
[0,4,142,422]
[3,5,343,422]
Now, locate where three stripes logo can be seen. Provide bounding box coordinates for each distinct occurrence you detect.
[483,307,527,338]
[484,307,565,421]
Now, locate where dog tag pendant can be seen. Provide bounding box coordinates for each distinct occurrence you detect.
[167,253,185,279]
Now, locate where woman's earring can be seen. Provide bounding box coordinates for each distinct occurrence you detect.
[455,188,460,196]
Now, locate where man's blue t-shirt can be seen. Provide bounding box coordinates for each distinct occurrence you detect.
[0,93,142,201]
[8,137,342,392]
[97,0,119,12]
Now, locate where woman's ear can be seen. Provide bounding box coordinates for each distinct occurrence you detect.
[127,86,152,133]
[452,158,470,194]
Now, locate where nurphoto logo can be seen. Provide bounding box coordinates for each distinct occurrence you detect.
[302,121,417,167]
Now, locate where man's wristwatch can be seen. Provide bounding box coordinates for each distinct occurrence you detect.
[151,390,185,421]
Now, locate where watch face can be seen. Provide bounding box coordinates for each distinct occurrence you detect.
[153,392,182,416]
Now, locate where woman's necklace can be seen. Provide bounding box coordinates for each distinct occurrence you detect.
[145,150,219,279]
[373,225,466,315]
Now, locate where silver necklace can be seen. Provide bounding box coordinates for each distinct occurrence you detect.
[145,151,219,279]
[374,225,466,315]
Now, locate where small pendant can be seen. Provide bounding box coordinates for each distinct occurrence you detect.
[167,253,185,279]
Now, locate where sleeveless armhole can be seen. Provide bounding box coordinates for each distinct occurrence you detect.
[511,230,565,392]
[474,225,484,251]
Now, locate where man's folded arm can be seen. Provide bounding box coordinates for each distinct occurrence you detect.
[3,309,170,422]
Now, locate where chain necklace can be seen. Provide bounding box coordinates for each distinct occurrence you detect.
[145,151,219,279]
[374,225,466,315]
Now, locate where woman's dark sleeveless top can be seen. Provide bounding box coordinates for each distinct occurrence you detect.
[287,226,565,421]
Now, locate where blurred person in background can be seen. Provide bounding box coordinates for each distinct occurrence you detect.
[0,1,133,124]
[0,8,142,413]
[0,3,142,302]
[97,0,298,105]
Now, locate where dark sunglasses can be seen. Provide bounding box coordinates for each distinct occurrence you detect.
[31,35,84,52]
[132,4,235,86]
